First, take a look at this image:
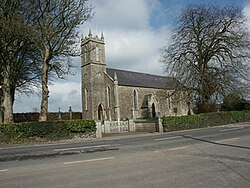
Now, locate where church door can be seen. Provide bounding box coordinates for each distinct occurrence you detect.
[152,103,156,118]
[98,104,104,120]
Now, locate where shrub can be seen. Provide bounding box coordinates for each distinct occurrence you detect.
[65,120,96,133]
[162,111,249,132]
[0,120,96,144]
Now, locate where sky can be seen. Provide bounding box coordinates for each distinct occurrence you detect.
[14,0,250,113]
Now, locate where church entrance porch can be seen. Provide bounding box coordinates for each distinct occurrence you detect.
[145,94,158,119]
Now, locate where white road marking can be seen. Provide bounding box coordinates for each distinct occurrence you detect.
[169,146,189,151]
[216,138,240,143]
[154,136,182,141]
[54,144,110,152]
[183,135,192,137]
[64,157,114,165]
[0,169,8,173]
[220,127,243,132]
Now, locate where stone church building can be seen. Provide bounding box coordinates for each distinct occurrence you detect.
[81,32,189,121]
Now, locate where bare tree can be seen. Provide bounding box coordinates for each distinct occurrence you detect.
[0,71,3,123]
[162,5,250,113]
[30,0,92,121]
[0,0,41,123]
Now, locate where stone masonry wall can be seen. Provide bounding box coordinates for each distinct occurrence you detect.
[104,72,116,120]
[14,112,82,123]
[118,85,188,120]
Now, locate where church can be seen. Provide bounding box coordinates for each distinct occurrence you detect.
[81,32,189,121]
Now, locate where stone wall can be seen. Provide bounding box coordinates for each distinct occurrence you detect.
[118,86,157,119]
[99,119,135,134]
[135,122,156,132]
[14,112,82,123]
[81,33,106,121]
[95,118,164,136]
[104,72,116,120]
[118,85,189,120]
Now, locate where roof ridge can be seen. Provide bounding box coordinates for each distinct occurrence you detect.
[106,67,172,79]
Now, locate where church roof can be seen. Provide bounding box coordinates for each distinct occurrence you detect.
[106,68,177,89]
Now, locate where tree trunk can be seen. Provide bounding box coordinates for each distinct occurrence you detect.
[2,64,14,123]
[39,58,49,122]
[0,94,3,123]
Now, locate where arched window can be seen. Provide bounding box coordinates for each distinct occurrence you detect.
[107,86,111,108]
[96,46,99,61]
[133,89,138,110]
[85,88,88,111]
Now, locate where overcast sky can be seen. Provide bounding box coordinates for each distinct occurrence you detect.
[14,0,250,113]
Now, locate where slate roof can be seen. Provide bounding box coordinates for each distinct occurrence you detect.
[106,68,177,89]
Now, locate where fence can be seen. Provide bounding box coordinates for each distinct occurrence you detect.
[98,119,135,134]
[95,117,163,136]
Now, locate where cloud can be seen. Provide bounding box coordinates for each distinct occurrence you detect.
[48,82,81,112]
[81,0,171,75]
[104,26,171,75]
[14,92,41,113]
[92,0,151,30]
[14,82,81,113]
[243,2,250,31]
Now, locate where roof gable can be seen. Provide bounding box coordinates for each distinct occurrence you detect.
[106,68,176,89]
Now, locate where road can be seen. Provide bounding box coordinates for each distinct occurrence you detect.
[0,122,250,188]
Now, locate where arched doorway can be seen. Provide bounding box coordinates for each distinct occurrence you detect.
[152,103,156,118]
[98,104,104,120]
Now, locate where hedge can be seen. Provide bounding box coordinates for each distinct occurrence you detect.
[0,120,96,144]
[162,111,250,132]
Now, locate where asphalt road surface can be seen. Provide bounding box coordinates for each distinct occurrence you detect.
[0,122,250,188]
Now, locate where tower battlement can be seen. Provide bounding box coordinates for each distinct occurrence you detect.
[81,30,104,45]
[81,31,106,66]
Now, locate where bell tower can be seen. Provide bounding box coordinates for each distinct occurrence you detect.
[81,30,105,66]
[81,30,106,120]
